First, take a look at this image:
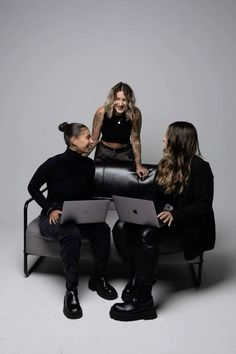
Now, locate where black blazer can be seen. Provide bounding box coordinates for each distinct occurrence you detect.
[151,156,215,260]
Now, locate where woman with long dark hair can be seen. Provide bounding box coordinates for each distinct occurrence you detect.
[110,121,215,321]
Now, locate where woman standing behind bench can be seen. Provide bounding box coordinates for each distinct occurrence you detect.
[28,122,117,320]
[110,121,215,322]
[87,82,149,179]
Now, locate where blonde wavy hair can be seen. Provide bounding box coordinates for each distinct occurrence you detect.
[156,121,201,194]
[104,82,136,121]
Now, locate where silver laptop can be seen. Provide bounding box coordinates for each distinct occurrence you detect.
[60,199,110,225]
[113,195,163,228]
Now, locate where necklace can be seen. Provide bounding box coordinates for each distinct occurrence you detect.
[117,116,123,125]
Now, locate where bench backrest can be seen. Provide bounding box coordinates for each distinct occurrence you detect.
[93,162,157,199]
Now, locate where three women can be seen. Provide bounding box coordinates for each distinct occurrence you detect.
[28,86,215,321]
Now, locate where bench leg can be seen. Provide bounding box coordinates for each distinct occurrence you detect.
[189,253,203,288]
[24,253,44,277]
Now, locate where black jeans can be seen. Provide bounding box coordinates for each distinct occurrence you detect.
[113,221,184,287]
[39,215,110,290]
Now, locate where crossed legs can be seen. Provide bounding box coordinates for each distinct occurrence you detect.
[111,221,159,321]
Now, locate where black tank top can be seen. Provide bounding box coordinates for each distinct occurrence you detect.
[101,112,132,144]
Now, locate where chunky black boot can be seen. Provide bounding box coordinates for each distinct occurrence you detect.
[110,285,157,321]
[63,288,83,319]
[109,295,157,322]
[88,276,118,300]
[121,278,137,302]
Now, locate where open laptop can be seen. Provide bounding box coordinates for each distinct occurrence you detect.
[113,195,164,228]
[60,199,110,225]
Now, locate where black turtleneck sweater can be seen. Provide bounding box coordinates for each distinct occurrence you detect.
[28,148,95,215]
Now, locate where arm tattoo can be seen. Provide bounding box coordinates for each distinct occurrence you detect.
[131,109,142,165]
[85,109,104,156]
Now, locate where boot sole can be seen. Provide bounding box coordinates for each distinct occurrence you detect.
[63,307,83,319]
[109,306,157,321]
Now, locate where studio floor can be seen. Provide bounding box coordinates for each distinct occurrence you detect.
[1,219,236,354]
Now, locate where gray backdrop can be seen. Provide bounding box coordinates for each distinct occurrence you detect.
[1,0,236,249]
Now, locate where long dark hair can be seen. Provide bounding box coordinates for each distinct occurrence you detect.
[156,121,201,193]
[58,122,87,146]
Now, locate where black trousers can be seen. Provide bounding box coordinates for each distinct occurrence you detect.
[113,221,184,287]
[39,215,110,290]
[94,141,134,162]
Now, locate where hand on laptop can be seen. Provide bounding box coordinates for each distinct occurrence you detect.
[49,210,62,225]
[157,211,173,227]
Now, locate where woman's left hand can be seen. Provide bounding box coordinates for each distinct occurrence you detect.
[136,164,149,180]
[49,210,62,225]
[157,211,174,227]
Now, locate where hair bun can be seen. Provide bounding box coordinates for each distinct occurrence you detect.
[58,122,69,132]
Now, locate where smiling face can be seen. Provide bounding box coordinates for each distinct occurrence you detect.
[113,91,128,114]
[70,128,93,154]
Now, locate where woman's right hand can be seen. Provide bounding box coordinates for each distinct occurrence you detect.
[136,164,149,179]
[49,210,62,225]
[157,211,174,227]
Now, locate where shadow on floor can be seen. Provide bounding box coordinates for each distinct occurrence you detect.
[153,251,235,310]
[25,250,234,305]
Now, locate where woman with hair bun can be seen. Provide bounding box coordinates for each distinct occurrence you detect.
[110,121,215,322]
[87,82,149,179]
[28,122,117,320]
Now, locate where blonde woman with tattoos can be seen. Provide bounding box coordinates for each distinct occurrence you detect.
[88,82,148,179]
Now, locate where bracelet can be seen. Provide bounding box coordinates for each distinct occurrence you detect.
[46,207,55,216]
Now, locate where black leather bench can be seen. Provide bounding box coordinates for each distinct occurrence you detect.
[24,162,203,286]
